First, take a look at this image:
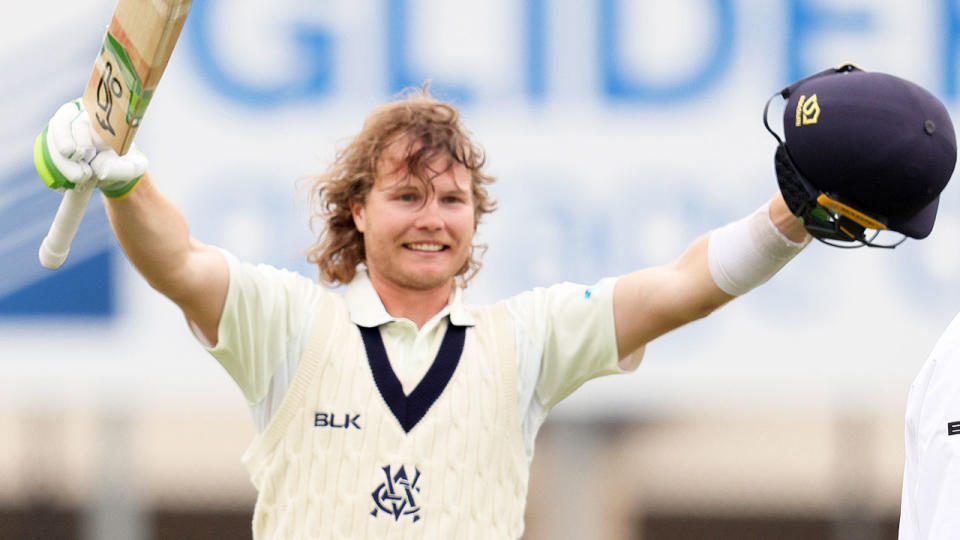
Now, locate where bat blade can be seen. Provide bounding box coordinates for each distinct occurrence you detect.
[83,0,192,155]
[39,0,191,270]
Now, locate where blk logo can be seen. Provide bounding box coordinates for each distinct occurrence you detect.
[949,421,960,436]
[313,412,361,429]
[371,465,422,523]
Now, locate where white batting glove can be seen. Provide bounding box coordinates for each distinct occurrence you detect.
[35,99,148,198]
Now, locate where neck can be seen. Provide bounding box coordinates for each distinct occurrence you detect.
[367,273,454,328]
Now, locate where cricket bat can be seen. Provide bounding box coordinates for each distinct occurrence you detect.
[39,0,191,270]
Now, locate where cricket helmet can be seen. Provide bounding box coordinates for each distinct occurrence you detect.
[764,64,957,246]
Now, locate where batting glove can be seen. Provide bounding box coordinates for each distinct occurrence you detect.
[34,99,148,198]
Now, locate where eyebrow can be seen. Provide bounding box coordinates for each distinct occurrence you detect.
[380,175,470,196]
[435,184,470,197]
[380,178,422,193]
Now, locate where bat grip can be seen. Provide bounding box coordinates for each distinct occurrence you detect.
[39,183,96,270]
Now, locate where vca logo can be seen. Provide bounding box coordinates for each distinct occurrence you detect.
[370,465,422,523]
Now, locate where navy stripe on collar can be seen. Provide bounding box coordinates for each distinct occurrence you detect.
[358,323,466,433]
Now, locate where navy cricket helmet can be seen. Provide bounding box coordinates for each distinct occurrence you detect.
[763,64,957,247]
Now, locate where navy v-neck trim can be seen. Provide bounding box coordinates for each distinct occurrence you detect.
[358,323,466,433]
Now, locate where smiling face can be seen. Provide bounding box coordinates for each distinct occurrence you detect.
[350,142,476,295]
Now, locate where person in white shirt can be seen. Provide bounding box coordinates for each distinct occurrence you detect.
[34,65,954,539]
[900,317,960,539]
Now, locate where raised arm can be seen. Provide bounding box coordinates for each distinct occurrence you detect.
[613,194,808,362]
[103,173,228,345]
[35,100,228,345]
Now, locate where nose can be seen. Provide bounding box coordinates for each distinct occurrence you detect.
[413,197,444,230]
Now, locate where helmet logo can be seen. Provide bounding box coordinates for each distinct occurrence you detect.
[795,94,821,126]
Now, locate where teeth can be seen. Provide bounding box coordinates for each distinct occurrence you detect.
[407,243,444,252]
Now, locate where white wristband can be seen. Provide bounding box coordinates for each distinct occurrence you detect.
[707,201,810,296]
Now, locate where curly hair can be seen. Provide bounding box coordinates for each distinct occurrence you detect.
[305,87,497,287]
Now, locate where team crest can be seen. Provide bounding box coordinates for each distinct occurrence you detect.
[371,465,422,523]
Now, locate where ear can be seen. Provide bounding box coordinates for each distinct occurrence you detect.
[350,199,367,233]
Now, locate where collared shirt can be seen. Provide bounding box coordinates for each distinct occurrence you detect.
[202,251,642,460]
[345,271,477,395]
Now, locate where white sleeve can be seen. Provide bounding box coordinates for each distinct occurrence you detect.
[900,314,960,540]
[506,277,639,412]
[200,250,328,406]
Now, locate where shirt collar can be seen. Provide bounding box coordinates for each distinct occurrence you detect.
[344,269,477,328]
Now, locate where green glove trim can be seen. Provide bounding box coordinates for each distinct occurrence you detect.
[34,127,76,190]
[100,174,143,199]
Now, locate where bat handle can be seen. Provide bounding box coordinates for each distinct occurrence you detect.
[39,183,96,270]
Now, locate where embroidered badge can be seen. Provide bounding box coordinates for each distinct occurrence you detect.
[795,94,820,126]
[371,465,422,523]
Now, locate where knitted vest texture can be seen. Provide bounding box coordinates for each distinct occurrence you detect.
[241,298,529,539]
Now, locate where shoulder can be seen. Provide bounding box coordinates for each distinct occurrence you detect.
[922,313,960,378]
[500,278,618,327]
[931,313,960,357]
[909,311,960,408]
[222,250,314,287]
[220,248,338,315]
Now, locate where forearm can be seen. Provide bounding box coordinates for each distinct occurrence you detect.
[613,195,809,359]
[105,172,190,292]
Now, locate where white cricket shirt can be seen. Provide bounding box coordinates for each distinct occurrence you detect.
[900,312,960,539]
[199,251,643,461]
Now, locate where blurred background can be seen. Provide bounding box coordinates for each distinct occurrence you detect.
[2,0,959,538]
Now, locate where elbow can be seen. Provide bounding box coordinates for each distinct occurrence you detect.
[673,301,719,328]
[145,274,189,304]
[675,291,733,327]
[141,258,199,305]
